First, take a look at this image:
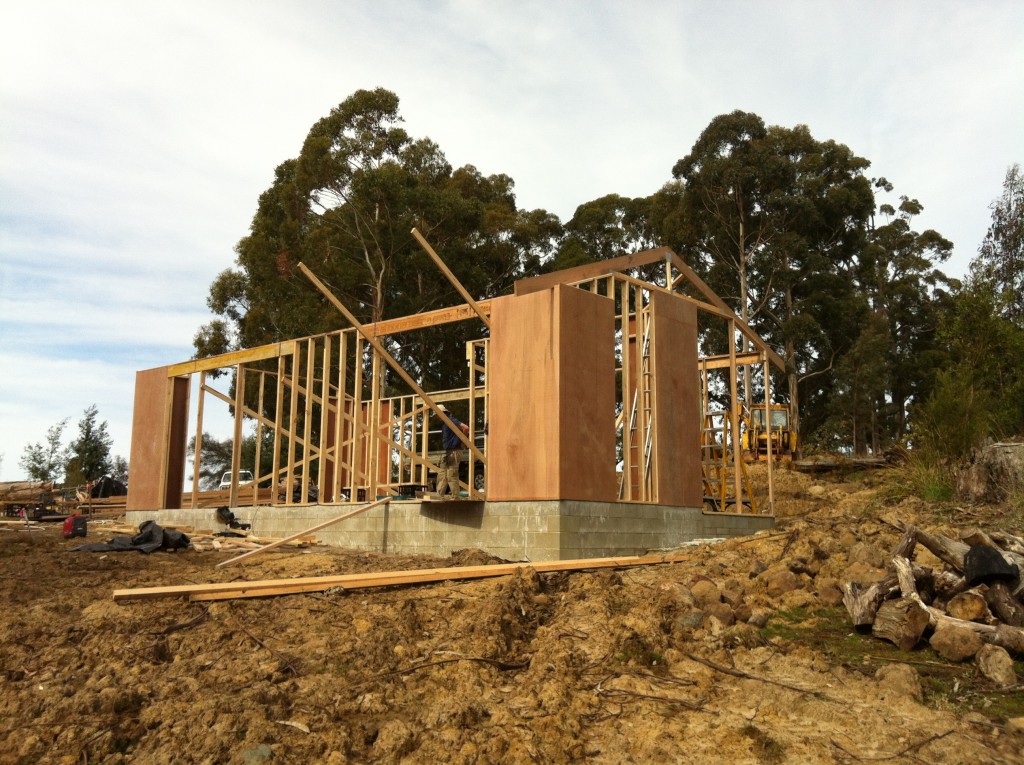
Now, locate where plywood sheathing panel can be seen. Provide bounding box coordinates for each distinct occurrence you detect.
[126,367,189,511]
[649,291,702,507]
[487,285,615,501]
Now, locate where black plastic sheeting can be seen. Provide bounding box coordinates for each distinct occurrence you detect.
[73,520,190,554]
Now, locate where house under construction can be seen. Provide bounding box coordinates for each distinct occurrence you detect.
[126,239,784,560]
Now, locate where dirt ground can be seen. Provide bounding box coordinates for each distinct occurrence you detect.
[2,466,1023,764]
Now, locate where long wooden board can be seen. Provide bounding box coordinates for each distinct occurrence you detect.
[112,553,690,603]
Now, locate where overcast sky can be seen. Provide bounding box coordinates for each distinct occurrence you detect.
[1,1,1022,482]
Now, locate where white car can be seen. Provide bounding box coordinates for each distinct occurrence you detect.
[218,470,254,491]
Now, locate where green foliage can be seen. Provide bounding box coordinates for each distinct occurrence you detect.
[913,367,994,461]
[65,405,113,485]
[197,87,560,394]
[19,419,69,482]
[973,163,1024,326]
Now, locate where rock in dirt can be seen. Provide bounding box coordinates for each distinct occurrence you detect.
[373,719,416,759]
[976,644,1018,687]
[930,624,985,662]
[760,567,800,598]
[733,602,753,623]
[690,578,722,606]
[849,542,887,569]
[842,560,888,585]
[1006,717,1024,735]
[816,579,844,607]
[748,608,771,628]
[677,610,705,630]
[875,663,923,703]
[241,744,274,764]
[705,602,735,627]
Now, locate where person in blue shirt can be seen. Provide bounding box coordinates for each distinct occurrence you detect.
[436,405,470,498]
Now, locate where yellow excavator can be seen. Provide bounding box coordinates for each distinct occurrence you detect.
[741,404,796,460]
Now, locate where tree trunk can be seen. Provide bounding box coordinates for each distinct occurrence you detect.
[738,213,752,407]
[913,527,969,572]
[985,583,1024,627]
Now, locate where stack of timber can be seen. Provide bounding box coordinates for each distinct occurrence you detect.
[843,523,1024,659]
[0,480,55,503]
[180,487,275,508]
[77,496,128,517]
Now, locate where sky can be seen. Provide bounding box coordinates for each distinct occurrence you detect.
[1,1,1022,482]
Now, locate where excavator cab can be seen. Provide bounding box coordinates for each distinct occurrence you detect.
[742,404,795,460]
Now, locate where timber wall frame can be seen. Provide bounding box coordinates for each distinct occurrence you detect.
[127,244,784,515]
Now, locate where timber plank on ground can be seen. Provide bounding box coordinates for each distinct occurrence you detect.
[112,553,690,603]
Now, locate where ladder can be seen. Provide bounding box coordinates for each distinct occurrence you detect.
[618,309,655,500]
[700,410,756,513]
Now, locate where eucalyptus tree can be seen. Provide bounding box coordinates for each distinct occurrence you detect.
[195,88,560,391]
[972,163,1024,326]
[663,113,876,451]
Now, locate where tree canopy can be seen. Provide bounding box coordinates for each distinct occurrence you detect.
[195,90,1021,458]
[196,88,561,391]
[19,406,120,485]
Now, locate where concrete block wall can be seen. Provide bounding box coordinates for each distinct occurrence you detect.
[127,501,774,562]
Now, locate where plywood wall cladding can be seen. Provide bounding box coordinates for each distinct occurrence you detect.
[487,285,616,501]
[649,291,702,507]
[127,367,189,511]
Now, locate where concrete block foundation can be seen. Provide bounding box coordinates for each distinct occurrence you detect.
[127,501,774,561]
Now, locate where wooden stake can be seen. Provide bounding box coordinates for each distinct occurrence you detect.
[216,497,392,568]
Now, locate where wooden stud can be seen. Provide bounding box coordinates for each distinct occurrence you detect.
[229,364,245,508]
[298,263,485,465]
[411,227,491,331]
[272,355,284,506]
[190,371,206,508]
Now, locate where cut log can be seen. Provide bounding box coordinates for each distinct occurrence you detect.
[946,589,993,622]
[914,528,969,572]
[872,597,931,651]
[985,582,1024,627]
[892,526,918,560]
[960,528,998,549]
[843,575,900,628]
[989,531,1024,556]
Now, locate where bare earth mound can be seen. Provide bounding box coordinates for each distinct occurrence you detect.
[2,466,1023,764]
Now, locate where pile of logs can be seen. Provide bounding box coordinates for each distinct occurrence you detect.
[843,523,1024,658]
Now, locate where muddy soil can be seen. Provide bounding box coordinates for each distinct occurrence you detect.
[1,466,1022,764]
